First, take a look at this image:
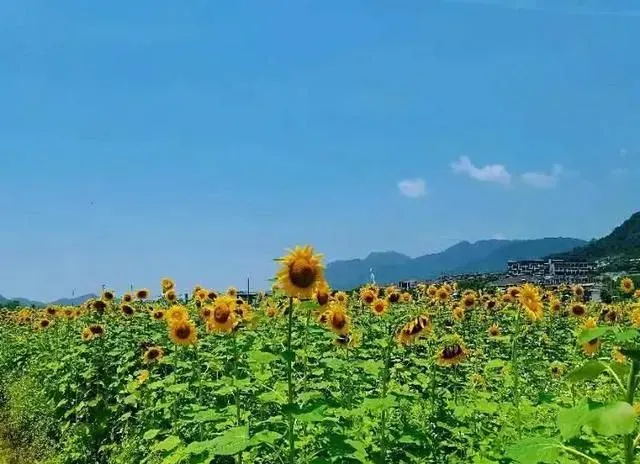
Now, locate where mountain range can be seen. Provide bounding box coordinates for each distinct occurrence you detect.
[0,294,97,308]
[325,238,586,290]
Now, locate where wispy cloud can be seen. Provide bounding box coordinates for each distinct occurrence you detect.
[521,164,563,188]
[397,179,426,198]
[451,156,512,185]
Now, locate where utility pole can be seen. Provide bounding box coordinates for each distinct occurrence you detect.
[247,277,250,303]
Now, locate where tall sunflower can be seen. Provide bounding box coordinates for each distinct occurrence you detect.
[121,304,135,317]
[169,320,197,346]
[136,288,150,300]
[573,285,585,300]
[123,293,134,303]
[164,289,178,303]
[570,302,586,318]
[161,278,175,293]
[275,246,325,299]
[371,298,389,316]
[621,277,635,295]
[360,286,377,305]
[326,304,350,336]
[518,284,543,321]
[102,289,115,301]
[208,295,237,333]
[396,314,431,345]
[165,305,189,327]
[226,287,238,297]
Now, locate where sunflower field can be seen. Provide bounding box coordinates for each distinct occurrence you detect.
[2,247,640,464]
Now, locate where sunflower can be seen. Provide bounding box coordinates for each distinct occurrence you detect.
[325,304,350,335]
[501,293,513,304]
[121,304,135,317]
[275,246,325,299]
[582,316,598,330]
[632,307,640,328]
[612,347,626,364]
[427,285,438,298]
[165,305,189,326]
[208,295,237,333]
[169,320,197,346]
[207,290,218,301]
[81,327,93,342]
[436,287,450,303]
[436,334,468,367]
[122,293,133,303]
[93,300,107,313]
[46,306,57,317]
[508,287,520,298]
[488,323,501,337]
[549,298,562,313]
[193,285,203,296]
[603,307,620,324]
[443,283,453,294]
[102,289,115,301]
[143,346,165,363]
[164,289,178,303]
[386,289,400,304]
[37,318,51,330]
[485,299,497,311]
[550,362,565,378]
[573,285,585,299]
[136,288,150,300]
[452,306,466,322]
[462,293,476,309]
[334,332,362,349]
[265,305,279,318]
[400,292,412,303]
[371,298,389,316]
[396,314,431,345]
[63,308,73,319]
[621,277,635,295]
[360,286,377,305]
[518,284,543,321]
[195,289,207,302]
[635,289,640,299]
[89,324,105,336]
[199,305,213,321]
[570,302,586,317]
[161,278,175,293]
[137,370,150,384]
[316,286,330,306]
[152,309,165,321]
[234,302,253,322]
[582,338,600,357]
[332,291,347,305]
[226,287,238,297]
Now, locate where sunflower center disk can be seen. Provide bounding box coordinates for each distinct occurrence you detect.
[288,261,317,288]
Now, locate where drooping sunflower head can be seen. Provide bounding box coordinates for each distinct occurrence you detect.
[169,320,197,346]
[400,292,412,303]
[143,346,165,363]
[89,324,105,336]
[371,298,389,316]
[275,246,325,300]
[102,289,115,301]
[396,314,432,345]
[121,304,135,317]
[621,277,635,295]
[165,305,189,326]
[570,302,586,317]
[582,338,600,356]
[334,332,361,349]
[488,323,500,338]
[136,288,150,300]
[208,295,237,333]
[164,290,178,303]
[508,287,520,298]
[122,293,133,303]
[573,285,585,299]
[152,309,165,321]
[161,278,175,293]
[436,334,468,367]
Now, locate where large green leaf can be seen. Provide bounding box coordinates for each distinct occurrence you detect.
[577,327,612,344]
[247,350,279,365]
[152,435,182,453]
[586,401,636,436]
[249,430,283,446]
[614,329,639,342]
[566,361,607,383]
[209,425,251,456]
[506,437,563,463]
[557,402,590,440]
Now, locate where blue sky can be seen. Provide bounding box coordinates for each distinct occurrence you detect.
[1,0,639,301]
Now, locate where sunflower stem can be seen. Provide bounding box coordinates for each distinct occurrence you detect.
[379,318,394,462]
[625,359,640,464]
[286,297,296,464]
[232,332,243,464]
[510,307,523,439]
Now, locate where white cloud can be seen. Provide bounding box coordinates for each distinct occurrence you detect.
[451,156,512,185]
[492,233,506,240]
[521,164,563,188]
[397,178,426,198]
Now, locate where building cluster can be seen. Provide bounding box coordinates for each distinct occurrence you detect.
[507,259,596,283]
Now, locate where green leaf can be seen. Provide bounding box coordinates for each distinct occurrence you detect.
[506,437,563,463]
[209,425,251,456]
[143,429,161,440]
[360,360,383,376]
[249,430,283,446]
[360,397,396,412]
[248,350,279,364]
[296,405,328,423]
[586,401,636,436]
[152,435,182,453]
[166,383,189,393]
[281,350,295,363]
[615,329,639,342]
[577,327,612,343]
[191,409,223,423]
[567,361,607,383]
[557,402,590,440]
